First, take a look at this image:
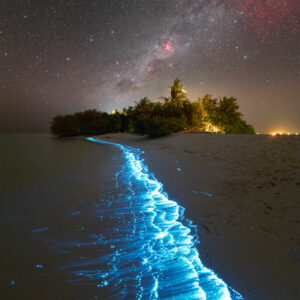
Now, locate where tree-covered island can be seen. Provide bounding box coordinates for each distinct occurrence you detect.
[51,79,255,137]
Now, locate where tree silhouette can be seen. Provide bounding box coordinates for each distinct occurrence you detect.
[160,78,187,104]
[217,97,242,120]
[170,78,187,102]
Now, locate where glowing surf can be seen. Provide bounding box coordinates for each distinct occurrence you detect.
[64,137,244,299]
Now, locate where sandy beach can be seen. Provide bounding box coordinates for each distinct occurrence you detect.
[91,133,300,300]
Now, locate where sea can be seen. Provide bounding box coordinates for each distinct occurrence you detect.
[0,133,243,299]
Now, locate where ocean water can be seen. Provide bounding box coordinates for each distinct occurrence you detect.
[0,134,243,299]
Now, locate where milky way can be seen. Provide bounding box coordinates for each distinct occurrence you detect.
[0,0,299,132]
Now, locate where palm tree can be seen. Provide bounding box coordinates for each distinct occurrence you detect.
[134,97,153,114]
[217,97,242,121]
[200,94,217,117]
[160,78,187,103]
[170,78,187,102]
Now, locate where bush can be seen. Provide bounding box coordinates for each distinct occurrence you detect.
[146,116,180,137]
[50,114,80,137]
[224,120,255,134]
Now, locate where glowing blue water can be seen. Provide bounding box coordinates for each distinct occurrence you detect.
[64,137,244,300]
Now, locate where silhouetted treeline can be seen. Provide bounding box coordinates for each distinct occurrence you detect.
[51,79,255,137]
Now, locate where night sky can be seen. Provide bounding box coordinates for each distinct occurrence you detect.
[0,0,299,133]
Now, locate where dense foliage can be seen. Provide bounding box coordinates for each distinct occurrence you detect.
[51,79,255,137]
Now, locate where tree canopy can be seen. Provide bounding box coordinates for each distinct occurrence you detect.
[51,79,255,137]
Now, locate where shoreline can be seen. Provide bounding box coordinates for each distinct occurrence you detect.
[88,132,300,300]
[86,137,243,299]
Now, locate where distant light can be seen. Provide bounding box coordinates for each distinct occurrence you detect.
[270,131,294,136]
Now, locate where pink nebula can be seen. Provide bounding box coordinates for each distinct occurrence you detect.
[163,40,174,53]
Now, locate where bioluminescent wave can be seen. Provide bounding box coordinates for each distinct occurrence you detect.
[60,137,244,299]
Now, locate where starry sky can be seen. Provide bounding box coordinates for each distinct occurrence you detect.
[0,0,299,133]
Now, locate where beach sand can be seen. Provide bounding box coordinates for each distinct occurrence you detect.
[92,133,300,299]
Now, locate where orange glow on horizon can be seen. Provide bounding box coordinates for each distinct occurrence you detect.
[270,131,298,136]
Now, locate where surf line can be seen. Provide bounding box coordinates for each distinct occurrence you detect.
[86,137,244,300]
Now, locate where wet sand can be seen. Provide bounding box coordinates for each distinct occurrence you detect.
[92,133,300,300]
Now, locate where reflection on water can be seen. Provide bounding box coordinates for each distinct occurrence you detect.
[0,134,243,299]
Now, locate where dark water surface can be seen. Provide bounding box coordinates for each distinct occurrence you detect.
[0,134,243,299]
[0,134,120,299]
